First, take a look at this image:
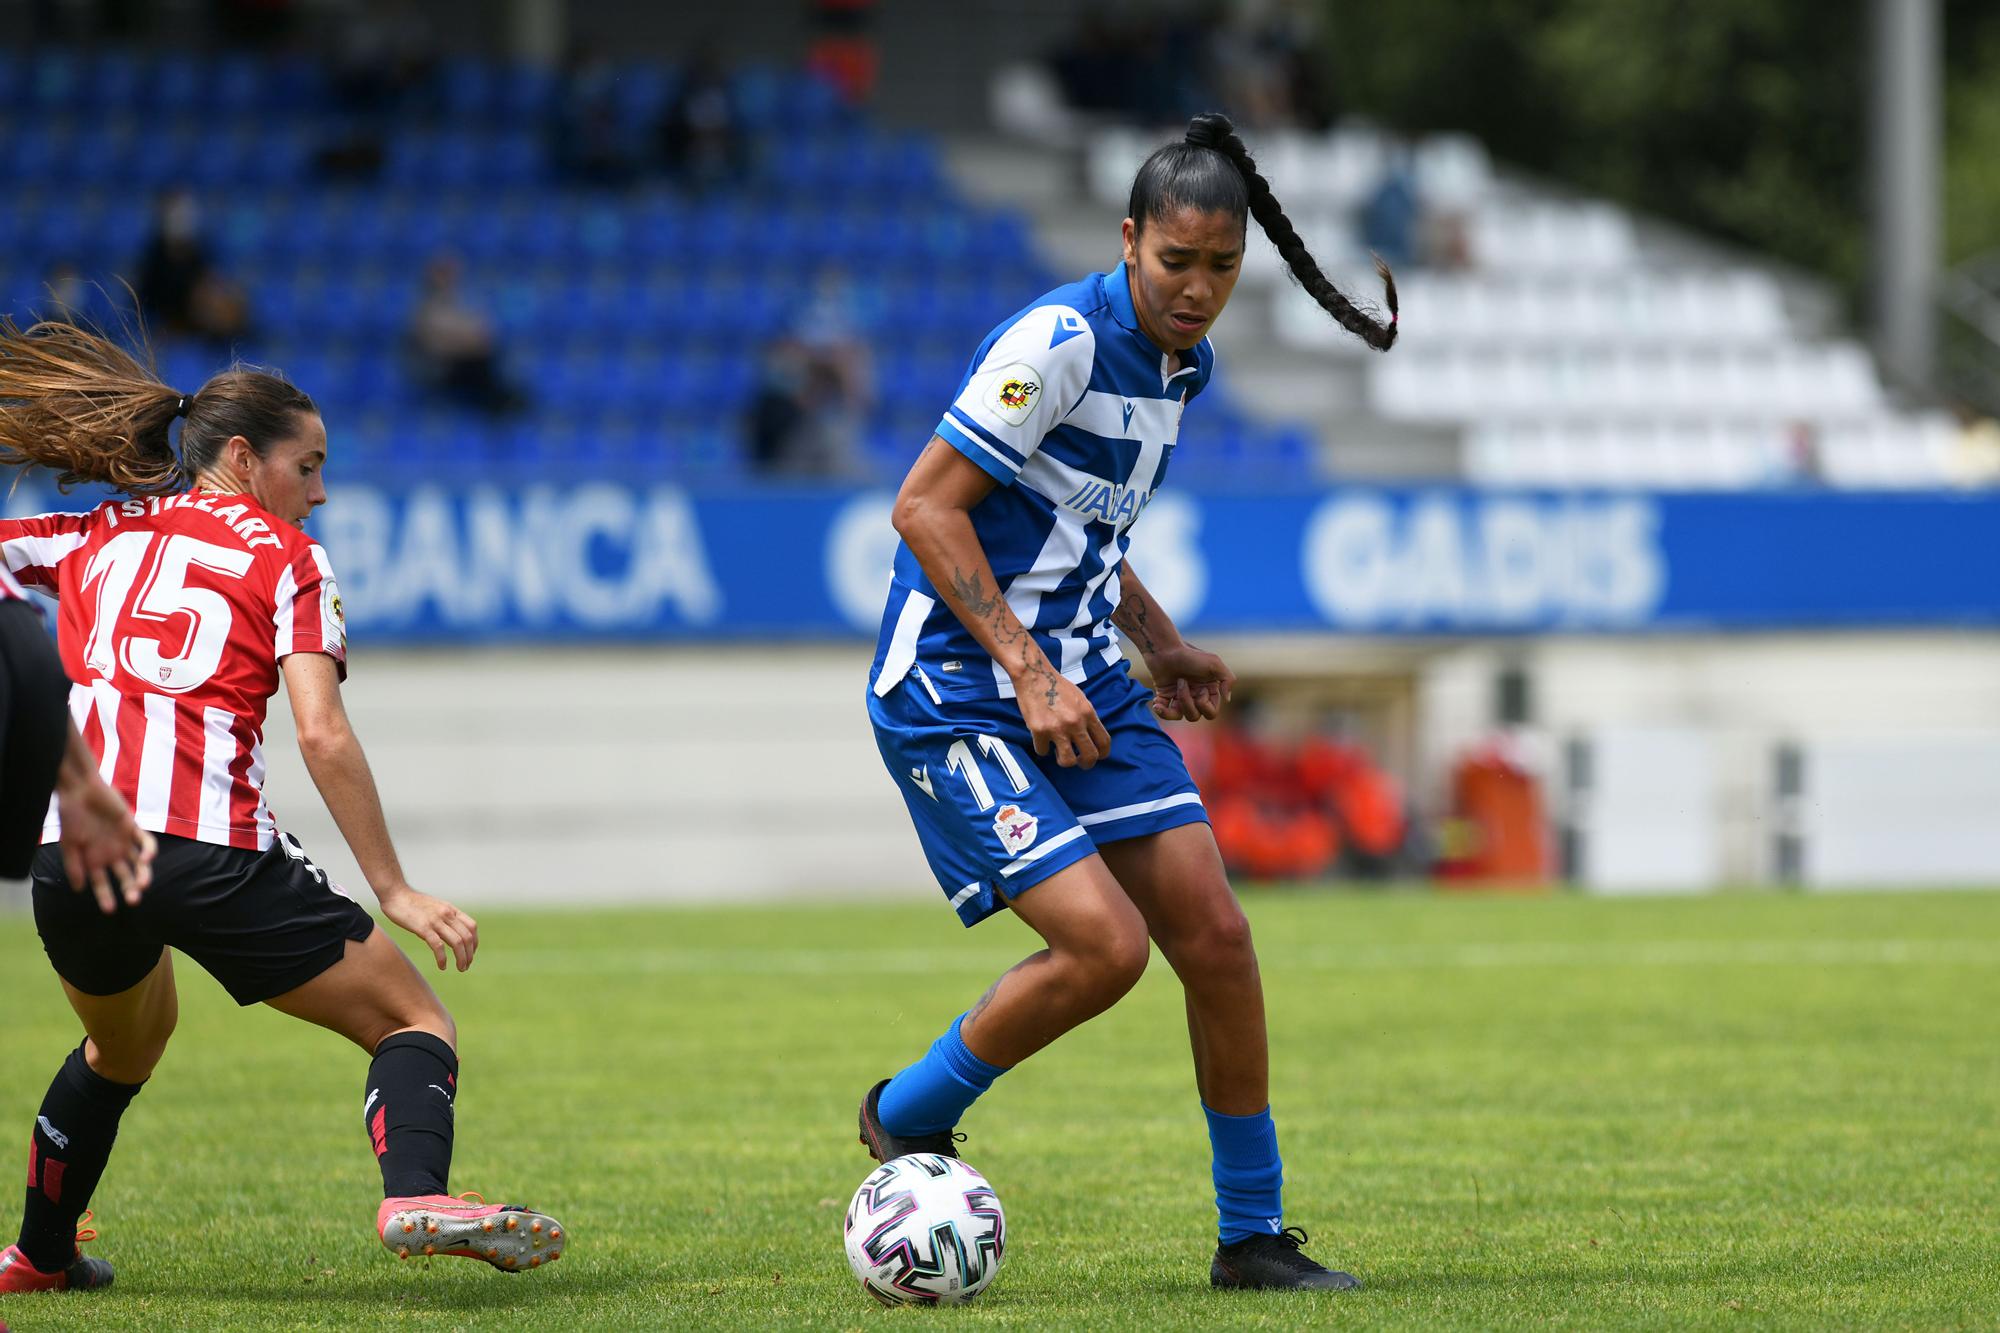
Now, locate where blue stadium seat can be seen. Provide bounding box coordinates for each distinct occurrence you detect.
[494,62,559,122]
[144,54,206,115]
[208,53,274,115]
[24,50,86,110]
[89,51,145,112]
[0,52,23,110]
[437,57,498,120]
[0,48,1213,485]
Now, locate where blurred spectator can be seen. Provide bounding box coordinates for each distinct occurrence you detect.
[1048,4,1209,124]
[1048,8,1131,116]
[135,189,252,346]
[659,50,746,191]
[1947,403,2000,487]
[317,0,436,178]
[1361,150,1422,269]
[1210,0,1330,129]
[745,270,873,479]
[329,1,436,110]
[807,0,879,106]
[407,256,524,416]
[1780,419,1825,486]
[553,42,641,187]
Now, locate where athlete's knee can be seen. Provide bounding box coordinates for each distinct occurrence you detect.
[85,1001,177,1083]
[1059,914,1151,1006]
[1173,900,1257,983]
[371,1005,455,1055]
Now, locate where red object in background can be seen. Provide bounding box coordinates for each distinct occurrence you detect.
[1435,740,1550,885]
[807,0,879,103]
[1297,736,1406,860]
[1176,722,1403,880]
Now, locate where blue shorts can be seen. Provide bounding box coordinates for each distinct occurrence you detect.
[868,663,1209,926]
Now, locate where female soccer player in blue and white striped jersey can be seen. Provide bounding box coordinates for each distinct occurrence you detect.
[859,111,1398,1291]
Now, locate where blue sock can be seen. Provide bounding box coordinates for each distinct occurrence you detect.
[876,1014,1009,1136]
[1204,1103,1285,1244]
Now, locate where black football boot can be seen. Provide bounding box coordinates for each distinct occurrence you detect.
[1211,1227,1361,1291]
[857,1079,961,1163]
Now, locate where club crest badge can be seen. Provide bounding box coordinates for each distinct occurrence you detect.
[992,803,1039,855]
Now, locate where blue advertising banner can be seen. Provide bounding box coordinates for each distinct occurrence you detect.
[7,482,1998,639]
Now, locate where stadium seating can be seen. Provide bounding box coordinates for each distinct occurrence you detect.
[0,47,1309,485]
[1085,121,1957,490]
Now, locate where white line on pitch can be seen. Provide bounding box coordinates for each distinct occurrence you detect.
[479,938,2000,978]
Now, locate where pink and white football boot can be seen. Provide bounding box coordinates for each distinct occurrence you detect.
[0,1212,114,1292]
[377,1193,566,1273]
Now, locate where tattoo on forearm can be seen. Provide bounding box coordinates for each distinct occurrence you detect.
[948,566,1000,618]
[944,559,1059,697]
[1112,596,1159,654]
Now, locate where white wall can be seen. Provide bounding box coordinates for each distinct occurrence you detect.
[1794,734,2000,888]
[10,632,1997,912]
[1415,632,2000,885]
[258,646,936,907]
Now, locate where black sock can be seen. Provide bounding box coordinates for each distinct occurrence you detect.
[17,1043,143,1273]
[365,1031,457,1198]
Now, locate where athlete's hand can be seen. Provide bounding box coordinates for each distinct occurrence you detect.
[1014,661,1112,768]
[381,887,479,972]
[56,772,155,914]
[1144,643,1235,722]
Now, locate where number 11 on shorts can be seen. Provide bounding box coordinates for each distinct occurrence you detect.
[943,736,1031,812]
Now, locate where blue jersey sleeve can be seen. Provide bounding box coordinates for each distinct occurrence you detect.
[936,304,1096,485]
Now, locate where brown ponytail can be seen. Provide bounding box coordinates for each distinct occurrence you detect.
[0,317,185,494]
[0,318,317,497]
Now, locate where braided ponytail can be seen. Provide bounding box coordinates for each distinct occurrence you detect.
[1129,112,1398,353]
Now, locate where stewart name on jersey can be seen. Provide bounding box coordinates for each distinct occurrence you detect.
[870,261,1214,702]
[0,491,347,851]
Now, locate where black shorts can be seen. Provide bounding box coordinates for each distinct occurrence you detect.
[0,599,69,879]
[33,831,376,1005]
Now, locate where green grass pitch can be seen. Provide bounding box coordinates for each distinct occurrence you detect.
[3,887,1998,1330]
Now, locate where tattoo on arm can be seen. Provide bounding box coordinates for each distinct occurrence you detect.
[942,555,1057,694]
[948,566,1000,618]
[1112,596,1159,654]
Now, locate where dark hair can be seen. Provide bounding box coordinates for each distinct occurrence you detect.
[0,317,316,496]
[1128,111,1398,352]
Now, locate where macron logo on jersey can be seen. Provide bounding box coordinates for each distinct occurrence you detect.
[1049,313,1085,349]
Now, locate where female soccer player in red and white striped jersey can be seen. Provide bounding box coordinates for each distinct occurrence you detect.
[0,321,565,1297]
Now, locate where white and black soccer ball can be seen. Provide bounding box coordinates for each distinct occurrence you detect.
[843,1154,1006,1306]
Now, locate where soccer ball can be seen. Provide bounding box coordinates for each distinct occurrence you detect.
[843,1153,1006,1306]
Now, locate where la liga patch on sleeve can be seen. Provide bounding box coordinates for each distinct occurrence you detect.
[988,364,1043,425]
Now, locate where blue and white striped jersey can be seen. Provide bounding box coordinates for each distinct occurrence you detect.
[870,262,1215,702]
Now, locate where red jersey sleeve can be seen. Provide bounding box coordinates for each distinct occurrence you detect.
[274,540,349,679]
[0,509,98,594]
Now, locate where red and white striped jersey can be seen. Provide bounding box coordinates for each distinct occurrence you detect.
[0,490,347,851]
[0,561,26,601]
